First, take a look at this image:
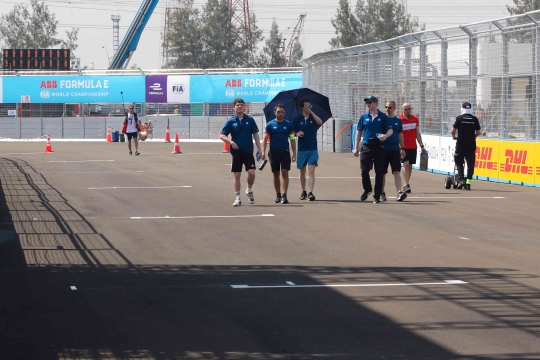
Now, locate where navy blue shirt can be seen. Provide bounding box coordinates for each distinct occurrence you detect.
[384,116,403,151]
[358,110,392,145]
[221,114,259,153]
[265,119,294,151]
[293,115,320,151]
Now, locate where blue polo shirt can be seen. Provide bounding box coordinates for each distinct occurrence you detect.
[221,114,259,153]
[384,116,403,151]
[358,110,392,145]
[265,119,294,151]
[293,115,320,151]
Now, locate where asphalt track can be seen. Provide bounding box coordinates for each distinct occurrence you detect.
[1,141,540,359]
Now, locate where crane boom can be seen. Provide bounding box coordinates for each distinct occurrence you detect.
[108,0,160,70]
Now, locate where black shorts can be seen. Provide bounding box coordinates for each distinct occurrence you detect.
[127,132,138,141]
[231,149,256,173]
[401,148,417,165]
[384,150,402,174]
[269,150,291,172]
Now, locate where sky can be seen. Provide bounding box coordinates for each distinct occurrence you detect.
[0,0,516,70]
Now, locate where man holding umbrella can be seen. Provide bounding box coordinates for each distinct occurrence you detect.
[293,99,323,201]
[353,96,393,203]
[261,104,297,204]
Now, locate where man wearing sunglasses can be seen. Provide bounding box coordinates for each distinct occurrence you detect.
[382,101,407,202]
[123,105,141,156]
[353,96,393,203]
[398,103,426,193]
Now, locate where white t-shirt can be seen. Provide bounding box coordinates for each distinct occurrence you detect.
[126,113,138,133]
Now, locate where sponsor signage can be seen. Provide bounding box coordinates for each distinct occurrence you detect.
[498,141,535,185]
[167,75,190,103]
[190,73,303,103]
[536,142,540,187]
[2,75,145,103]
[475,139,500,180]
[145,75,167,103]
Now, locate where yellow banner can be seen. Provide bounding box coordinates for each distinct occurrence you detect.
[536,142,540,187]
[475,139,500,180]
[498,141,536,184]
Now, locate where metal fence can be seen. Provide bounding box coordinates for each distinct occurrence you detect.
[299,10,540,140]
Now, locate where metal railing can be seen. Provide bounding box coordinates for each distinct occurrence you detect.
[298,10,540,140]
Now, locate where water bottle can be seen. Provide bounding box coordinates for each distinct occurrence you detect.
[376,133,383,139]
[259,159,268,170]
[256,151,261,162]
[420,149,429,171]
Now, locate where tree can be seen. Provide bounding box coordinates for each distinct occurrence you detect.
[289,42,304,67]
[507,0,540,15]
[330,0,423,49]
[0,0,78,49]
[262,19,286,67]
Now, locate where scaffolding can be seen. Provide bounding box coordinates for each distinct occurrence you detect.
[299,10,540,140]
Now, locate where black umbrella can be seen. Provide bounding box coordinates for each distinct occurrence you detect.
[263,87,333,124]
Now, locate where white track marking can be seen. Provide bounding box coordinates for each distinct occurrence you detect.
[70,286,77,290]
[132,214,275,220]
[286,281,295,286]
[49,160,115,163]
[231,279,468,289]
[459,237,471,240]
[89,186,192,190]
[388,196,505,199]
[0,152,44,155]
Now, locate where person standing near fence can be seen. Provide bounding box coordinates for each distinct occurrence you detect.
[220,98,262,207]
[452,102,482,190]
[381,101,407,201]
[353,96,393,204]
[261,104,297,204]
[293,99,323,201]
[124,105,141,156]
[398,103,426,193]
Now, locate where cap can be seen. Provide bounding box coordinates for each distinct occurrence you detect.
[364,95,378,102]
[462,102,472,109]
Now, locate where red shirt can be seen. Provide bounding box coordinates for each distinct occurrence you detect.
[398,113,419,149]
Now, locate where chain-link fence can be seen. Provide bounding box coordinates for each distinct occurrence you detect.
[299,10,540,140]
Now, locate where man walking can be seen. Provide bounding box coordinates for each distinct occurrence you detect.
[353,96,393,203]
[293,99,323,201]
[220,98,262,206]
[123,105,141,156]
[381,101,407,201]
[451,102,482,190]
[262,104,297,204]
[398,103,426,193]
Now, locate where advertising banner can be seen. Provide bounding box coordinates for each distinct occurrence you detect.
[167,75,190,103]
[0,77,2,103]
[475,139,500,180]
[421,135,442,171]
[2,75,145,103]
[190,73,303,103]
[498,141,536,185]
[536,142,540,187]
[145,75,167,103]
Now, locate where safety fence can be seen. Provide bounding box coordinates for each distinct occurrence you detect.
[299,10,540,141]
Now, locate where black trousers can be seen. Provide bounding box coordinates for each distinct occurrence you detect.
[454,149,475,180]
[360,144,385,198]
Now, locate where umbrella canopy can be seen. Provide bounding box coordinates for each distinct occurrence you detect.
[263,87,332,124]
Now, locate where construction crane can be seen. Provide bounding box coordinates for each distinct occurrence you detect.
[108,0,160,70]
[283,14,306,67]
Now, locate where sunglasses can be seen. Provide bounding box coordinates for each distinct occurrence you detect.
[403,108,412,110]
[129,107,134,109]
[276,111,285,114]
[385,106,394,109]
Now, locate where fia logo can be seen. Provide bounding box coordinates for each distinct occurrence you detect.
[40,90,50,99]
[172,84,184,94]
[225,90,235,98]
[149,83,162,91]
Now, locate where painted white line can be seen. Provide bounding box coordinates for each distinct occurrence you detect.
[89,185,192,190]
[399,196,505,199]
[66,171,144,174]
[182,153,228,155]
[49,160,115,163]
[70,286,77,290]
[132,214,275,220]
[459,237,470,240]
[291,176,373,179]
[230,280,468,289]
[0,152,44,155]
[286,281,295,286]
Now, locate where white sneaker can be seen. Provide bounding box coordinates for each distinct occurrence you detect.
[245,188,255,204]
[233,198,241,206]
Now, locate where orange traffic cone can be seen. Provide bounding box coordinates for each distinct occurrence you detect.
[106,126,112,142]
[171,133,182,154]
[222,141,230,153]
[44,134,53,153]
[164,125,171,142]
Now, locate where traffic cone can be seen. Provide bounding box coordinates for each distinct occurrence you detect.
[44,134,53,153]
[171,133,181,154]
[222,141,230,153]
[164,125,171,142]
[106,126,112,142]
